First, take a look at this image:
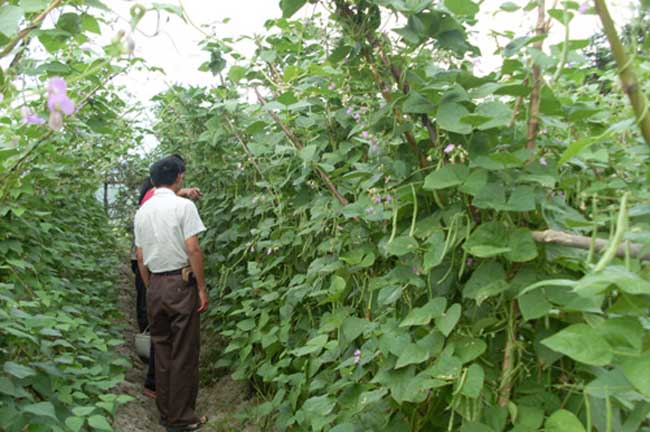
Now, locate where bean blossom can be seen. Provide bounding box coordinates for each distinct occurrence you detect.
[47,77,75,131]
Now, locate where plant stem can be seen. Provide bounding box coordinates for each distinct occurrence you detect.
[526,0,546,150]
[593,0,650,145]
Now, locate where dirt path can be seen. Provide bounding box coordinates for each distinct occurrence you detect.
[113,266,259,432]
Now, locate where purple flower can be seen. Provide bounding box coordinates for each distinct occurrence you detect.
[373,195,382,204]
[365,207,374,214]
[48,77,67,96]
[346,107,354,115]
[21,107,46,125]
[579,2,589,14]
[353,349,361,364]
[353,112,361,121]
[466,257,474,267]
[48,93,75,115]
[444,144,455,154]
[48,111,63,130]
[384,194,393,203]
[47,77,75,116]
[539,157,548,166]
[412,265,420,275]
[328,83,336,91]
[80,43,93,51]
[361,131,369,139]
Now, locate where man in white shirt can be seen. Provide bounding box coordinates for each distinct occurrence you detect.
[134,156,209,431]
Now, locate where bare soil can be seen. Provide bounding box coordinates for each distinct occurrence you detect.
[113,266,261,432]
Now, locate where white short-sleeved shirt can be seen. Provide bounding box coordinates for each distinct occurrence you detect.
[134,188,206,273]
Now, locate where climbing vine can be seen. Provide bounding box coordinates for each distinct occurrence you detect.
[3,0,650,431]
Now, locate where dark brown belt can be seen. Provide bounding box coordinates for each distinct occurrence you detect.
[152,269,182,276]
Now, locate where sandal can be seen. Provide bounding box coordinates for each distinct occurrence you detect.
[166,416,208,432]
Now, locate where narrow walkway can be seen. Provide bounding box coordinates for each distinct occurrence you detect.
[113,265,260,431]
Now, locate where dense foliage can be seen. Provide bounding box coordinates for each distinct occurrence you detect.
[3,0,650,431]
[0,1,159,430]
[153,1,650,431]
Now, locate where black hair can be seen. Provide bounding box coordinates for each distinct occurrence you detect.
[137,177,154,205]
[150,156,186,187]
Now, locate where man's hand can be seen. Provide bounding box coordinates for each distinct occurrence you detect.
[197,286,209,313]
[178,187,203,200]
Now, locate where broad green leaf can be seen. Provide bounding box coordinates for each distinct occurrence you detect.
[400,297,447,327]
[423,231,445,270]
[303,395,335,416]
[402,92,435,114]
[88,415,113,431]
[545,409,586,432]
[65,417,85,432]
[423,164,469,190]
[621,355,650,397]
[280,0,307,17]
[4,362,36,379]
[444,0,479,16]
[541,324,612,366]
[460,363,484,398]
[435,304,461,336]
[23,402,57,420]
[474,101,512,130]
[384,236,419,257]
[463,261,509,303]
[292,334,329,356]
[21,0,49,12]
[505,228,538,262]
[72,406,96,416]
[463,222,509,258]
[0,6,24,37]
[574,266,650,297]
[395,342,430,368]
[500,2,519,12]
[596,317,643,353]
[518,288,551,321]
[437,102,472,134]
[342,316,371,341]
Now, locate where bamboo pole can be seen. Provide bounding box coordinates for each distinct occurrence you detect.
[526,0,546,150]
[532,229,649,260]
[593,0,650,145]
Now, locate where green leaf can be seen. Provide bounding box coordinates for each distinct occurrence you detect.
[505,228,538,262]
[402,92,435,114]
[80,14,101,34]
[444,0,479,16]
[423,164,469,190]
[87,415,113,431]
[463,261,509,303]
[23,402,57,420]
[460,364,484,398]
[21,0,49,12]
[4,362,36,379]
[435,304,461,336]
[423,231,445,270]
[463,222,510,258]
[0,6,24,37]
[342,316,371,341]
[71,406,96,416]
[545,409,586,432]
[395,342,430,368]
[292,334,329,356]
[65,417,85,432]
[541,324,613,366]
[500,1,520,12]
[280,0,307,18]
[437,102,472,134]
[385,236,419,257]
[474,101,512,130]
[400,297,447,327]
[621,355,650,397]
[574,266,650,297]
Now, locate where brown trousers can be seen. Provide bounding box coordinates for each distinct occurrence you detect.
[148,273,200,426]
